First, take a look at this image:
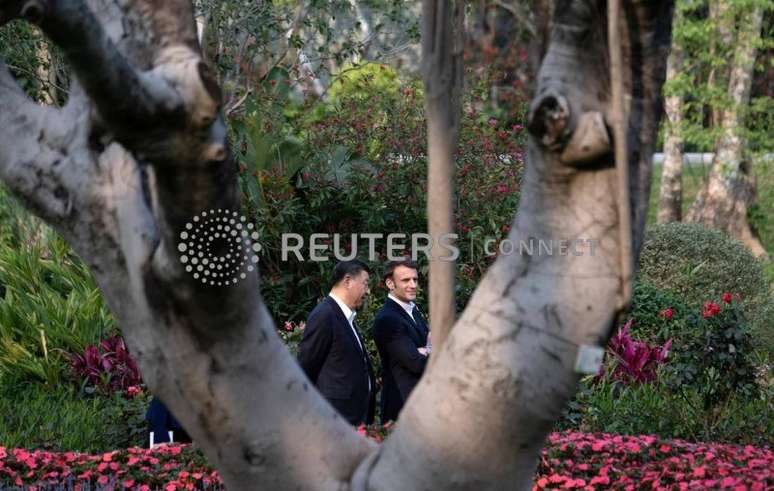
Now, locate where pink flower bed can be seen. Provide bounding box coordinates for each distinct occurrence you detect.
[535,432,774,490]
[0,431,771,489]
[0,445,221,490]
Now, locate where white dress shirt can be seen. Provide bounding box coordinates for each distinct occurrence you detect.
[388,293,416,321]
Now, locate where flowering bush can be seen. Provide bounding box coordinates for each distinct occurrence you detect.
[2,431,772,489]
[69,336,142,395]
[661,294,759,408]
[604,320,672,384]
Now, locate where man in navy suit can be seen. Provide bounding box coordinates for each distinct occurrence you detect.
[373,259,429,423]
[298,259,376,426]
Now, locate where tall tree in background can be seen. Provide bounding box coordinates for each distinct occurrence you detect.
[686,1,768,258]
[0,0,673,489]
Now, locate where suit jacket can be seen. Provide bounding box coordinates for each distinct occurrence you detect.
[298,296,376,426]
[373,297,429,422]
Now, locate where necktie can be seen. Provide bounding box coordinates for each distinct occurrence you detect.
[410,307,425,341]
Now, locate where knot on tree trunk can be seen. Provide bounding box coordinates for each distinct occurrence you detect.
[559,111,612,166]
[527,90,572,152]
[150,46,221,128]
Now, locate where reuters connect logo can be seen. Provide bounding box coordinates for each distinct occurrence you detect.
[177,209,261,286]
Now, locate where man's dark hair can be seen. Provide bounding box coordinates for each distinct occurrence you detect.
[332,259,370,286]
[383,258,418,281]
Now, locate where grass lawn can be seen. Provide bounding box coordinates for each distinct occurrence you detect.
[648,157,774,285]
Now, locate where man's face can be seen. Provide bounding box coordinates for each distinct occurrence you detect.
[347,270,370,310]
[388,265,418,303]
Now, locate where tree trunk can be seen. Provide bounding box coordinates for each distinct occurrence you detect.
[422,0,463,355]
[0,0,674,489]
[707,0,734,129]
[657,22,684,224]
[686,4,768,258]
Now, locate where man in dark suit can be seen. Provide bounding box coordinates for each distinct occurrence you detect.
[373,259,429,423]
[298,259,376,426]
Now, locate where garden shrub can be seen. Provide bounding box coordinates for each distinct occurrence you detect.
[628,280,693,341]
[630,283,760,408]
[567,375,773,447]
[0,382,147,453]
[638,222,773,353]
[69,336,142,394]
[661,296,759,407]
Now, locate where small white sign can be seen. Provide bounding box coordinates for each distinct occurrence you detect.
[574,345,604,374]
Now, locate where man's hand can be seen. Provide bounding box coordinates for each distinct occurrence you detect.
[417,347,429,356]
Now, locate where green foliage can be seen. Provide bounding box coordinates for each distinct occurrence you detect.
[196,0,419,101]
[662,0,773,153]
[0,382,148,453]
[638,222,773,353]
[562,375,773,447]
[559,284,772,446]
[747,155,774,259]
[629,281,693,342]
[233,67,526,324]
[662,298,759,408]
[630,283,760,408]
[325,63,401,103]
[0,189,114,386]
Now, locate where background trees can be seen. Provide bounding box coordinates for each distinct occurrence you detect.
[656,0,772,259]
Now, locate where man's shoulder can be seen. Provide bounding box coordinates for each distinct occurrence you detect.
[374,299,406,327]
[374,299,397,319]
[307,298,338,325]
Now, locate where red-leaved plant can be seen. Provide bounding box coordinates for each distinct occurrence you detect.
[70,336,142,394]
[605,320,672,384]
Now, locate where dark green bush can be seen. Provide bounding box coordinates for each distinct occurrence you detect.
[629,282,760,409]
[629,280,693,341]
[663,298,759,407]
[638,222,773,353]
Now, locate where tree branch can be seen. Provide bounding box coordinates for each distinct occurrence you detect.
[8,0,188,140]
[0,61,86,225]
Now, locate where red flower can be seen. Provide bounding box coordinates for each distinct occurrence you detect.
[722,292,733,304]
[659,307,673,320]
[702,302,721,318]
[126,385,142,398]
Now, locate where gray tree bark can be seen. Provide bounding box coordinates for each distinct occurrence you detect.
[0,0,674,489]
[686,4,768,258]
[657,23,684,224]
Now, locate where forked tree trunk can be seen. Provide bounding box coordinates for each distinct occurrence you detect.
[686,5,767,258]
[0,0,673,489]
[657,21,684,224]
